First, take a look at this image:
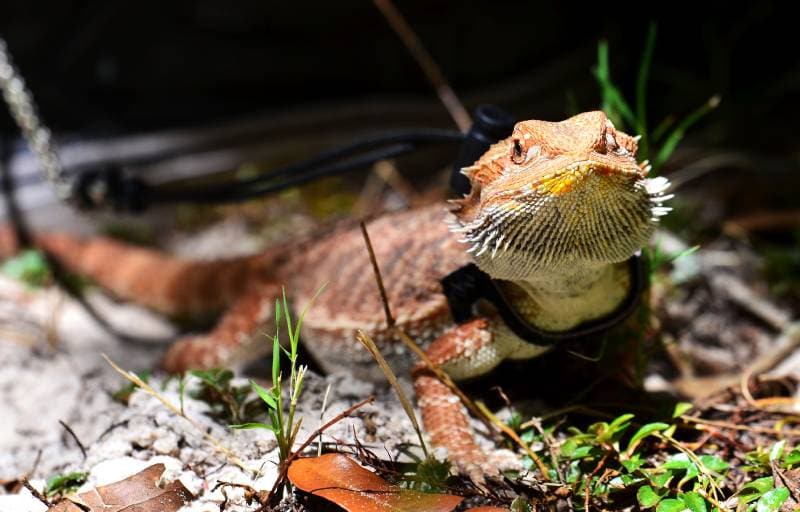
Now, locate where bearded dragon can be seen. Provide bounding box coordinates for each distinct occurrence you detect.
[0,111,671,478]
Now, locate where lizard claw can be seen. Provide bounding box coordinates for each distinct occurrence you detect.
[448,446,500,485]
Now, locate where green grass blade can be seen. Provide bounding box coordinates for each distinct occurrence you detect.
[635,22,658,161]
[654,95,720,168]
[251,380,278,410]
[593,40,636,129]
[230,422,277,432]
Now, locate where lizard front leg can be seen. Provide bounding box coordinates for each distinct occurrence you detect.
[162,282,281,372]
[412,318,512,481]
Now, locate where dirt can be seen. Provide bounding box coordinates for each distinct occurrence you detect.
[0,218,797,511]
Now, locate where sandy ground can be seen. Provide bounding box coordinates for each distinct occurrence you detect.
[1,220,797,511]
[0,271,442,511]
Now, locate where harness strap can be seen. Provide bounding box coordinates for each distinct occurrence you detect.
[440,255,646,346]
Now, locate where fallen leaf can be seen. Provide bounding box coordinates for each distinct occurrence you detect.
[48,463,193,512]
[288,453,464,511]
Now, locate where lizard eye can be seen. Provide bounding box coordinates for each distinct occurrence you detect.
[510,138,525,164]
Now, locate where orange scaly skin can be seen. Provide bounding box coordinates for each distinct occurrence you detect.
[0,112,671,480]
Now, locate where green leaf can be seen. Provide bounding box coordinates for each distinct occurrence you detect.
[663,453,692,470]
[598,413,634,444]
[783,448,800,466]
[769,440,786,462]
[45,472,88,497]
[637,485,662,508]
[251,380,277,409]
[678,462,699,486]
[229,422,277,431]
[680,491,707,512]
[649,470,673,488]
[627,422,669,453]
[1,249,50,288]
[657,498,688,512]
[621,455,646,473]
[756,487,789,512]
[741,477,775,495]
[672,402,693,418]
[698,454,729,473]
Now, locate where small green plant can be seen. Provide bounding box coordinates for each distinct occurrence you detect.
[230,287,323,490]
[593,23,719,174]
[512,401,795,511]
[45,471,88,498]
[188,368,261,424]
[401,456,453,493]
[1,249,49,287]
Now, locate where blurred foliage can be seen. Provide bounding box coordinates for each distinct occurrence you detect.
[760,229,800,301]
[592,23,719,173]
[1,249,49,288]
[506,404,793,511]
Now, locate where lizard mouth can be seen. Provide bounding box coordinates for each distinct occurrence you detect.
[521,160,646,198]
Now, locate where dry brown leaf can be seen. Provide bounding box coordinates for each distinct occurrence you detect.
[47,463,193,512]
[288,453,464,512]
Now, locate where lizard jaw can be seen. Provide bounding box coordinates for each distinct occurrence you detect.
[448,170,672,282]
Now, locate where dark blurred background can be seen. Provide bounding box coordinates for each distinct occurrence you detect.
[1,1,796,148]
[0,0,798,239]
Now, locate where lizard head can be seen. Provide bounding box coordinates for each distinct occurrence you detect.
[449,111,672,281]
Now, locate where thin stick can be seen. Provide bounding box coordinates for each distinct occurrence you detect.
[22,479,50,507]
[58,420,87,460]
[356,329,428,457]
[360,221,394,328]
[681,415,800,437]
[265,396,375,505]
[359,222,495,434]
[372,0,471,132]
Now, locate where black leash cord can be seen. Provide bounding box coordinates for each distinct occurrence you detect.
[76,128,465,211]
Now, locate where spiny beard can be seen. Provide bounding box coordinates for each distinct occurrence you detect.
[448,175,673,281]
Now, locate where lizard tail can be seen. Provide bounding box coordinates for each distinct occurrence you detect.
[0,226,267,317]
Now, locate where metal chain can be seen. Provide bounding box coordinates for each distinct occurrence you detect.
[0,37,72,200]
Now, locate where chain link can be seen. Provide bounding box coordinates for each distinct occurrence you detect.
[0,37,72,201]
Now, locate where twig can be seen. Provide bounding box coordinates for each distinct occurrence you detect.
[723,209,800,235]
[359,222,394,328]
[58,419,87,460]
[22,479,50,507]
[681,415,800,437]
[318,382,332,457]
[584,452,610,511]
[265,396,375,506]
[359,222,495,434]
[356,329,428,457]
[772,460,800,506]
[372,0,471,132]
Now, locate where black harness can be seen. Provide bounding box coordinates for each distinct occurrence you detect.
[440,255,646,346]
